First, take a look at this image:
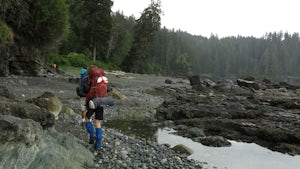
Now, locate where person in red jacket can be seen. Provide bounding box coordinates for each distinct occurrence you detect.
[84,66,108,149]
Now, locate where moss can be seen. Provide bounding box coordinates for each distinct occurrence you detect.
[0,22,13,44]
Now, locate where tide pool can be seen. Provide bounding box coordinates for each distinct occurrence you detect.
[157,128,300,169]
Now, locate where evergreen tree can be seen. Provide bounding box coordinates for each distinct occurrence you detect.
[110,11,135,67]
[122,0,162,73]
[1,0,69,49]
[83,0,113,61]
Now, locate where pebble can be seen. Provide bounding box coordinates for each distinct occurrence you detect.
[85,127,203,169]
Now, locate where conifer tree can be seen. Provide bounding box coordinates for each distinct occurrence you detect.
[82,0,113,61]
[122,0,162,73]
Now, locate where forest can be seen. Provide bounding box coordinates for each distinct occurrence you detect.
[1,0,300,80]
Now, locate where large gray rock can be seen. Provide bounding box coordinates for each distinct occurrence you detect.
[0,100,55,128]
[199,136,231,147]
[0,86,55,128]
[27,92,62,120]
[189,75,201,85]
[0,85,15,100]
[0,121,94,169]
[237,79,259,90]
[0,115,42,145]
[172,144,193,155]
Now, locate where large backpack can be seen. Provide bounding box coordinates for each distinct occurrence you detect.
[76,69,90,97]
[86,67,108,100]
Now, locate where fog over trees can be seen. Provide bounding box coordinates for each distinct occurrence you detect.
[1,0,299,79]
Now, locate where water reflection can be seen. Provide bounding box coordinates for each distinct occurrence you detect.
[105,120,158,141]
[157,128,300,169]
[105,120,300,169]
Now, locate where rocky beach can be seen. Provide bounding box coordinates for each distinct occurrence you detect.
[0,71,202,169]
[0,70,300,169]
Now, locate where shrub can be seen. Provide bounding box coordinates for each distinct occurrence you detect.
[47,52,70,67]
[0,22,13,44]
[67,52,89,67]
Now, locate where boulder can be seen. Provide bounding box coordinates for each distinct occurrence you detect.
[199,136,231,147]
[165,79,172,84]
[189,75,201,85]
[237,79,259,90]
[214,79,234,92]
[0,85,15,100]
[0,86,55,128]
[185,127,205,137]
[26,92,62,120]
[0,115,43,145]
[172,144,193,155]
[110,88,126,100]
[0,127,94,169]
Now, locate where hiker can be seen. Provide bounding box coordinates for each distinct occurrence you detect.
[84,66,109,149]
[78,68,88,125]
[52,63,57,69]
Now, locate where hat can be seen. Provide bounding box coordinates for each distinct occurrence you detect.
[80,68,87,75]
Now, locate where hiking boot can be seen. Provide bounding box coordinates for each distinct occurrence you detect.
[89,136,96,144]
[94,128,102,149]
[85,122,95,144]
[89,100,96,109]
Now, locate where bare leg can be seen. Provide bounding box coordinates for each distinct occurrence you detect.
[95,119,102,128]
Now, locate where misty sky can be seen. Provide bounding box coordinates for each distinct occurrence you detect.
[112,0,300,38]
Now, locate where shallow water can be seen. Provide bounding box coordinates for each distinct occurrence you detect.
[106,120,300,169]
[157,128,300,169]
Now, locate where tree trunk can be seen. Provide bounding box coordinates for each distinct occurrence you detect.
[93,45,97,62]
[106,36,113,59]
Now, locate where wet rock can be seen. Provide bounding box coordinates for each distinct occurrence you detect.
[185,127,205,137]
[203,78,216,87]
[237,78,260,90]
[0,115,42,145]
[279,87,288,92]
[165,79,172,84]
[172,144,193,155]
[192,83,206,91]
[155,77,300,155]
[110,87,126,100]
[199,136,231,147]
[0,85,15,100]
[241,76,255,81]
[0,127,94,169]
[189,75,201,85]
[26,92,62,120]
[213,79,235,92]
[0,98,55,128]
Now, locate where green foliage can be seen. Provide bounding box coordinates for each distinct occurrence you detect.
[0,22,13,44]
[24,0,69,47]
[122,0,162,73]
[47,51,121,70]
[2,0,299,79]
[66,52,89,67]
[90,60,121,71]
[150,30,300,78]
[82,0,113,61]
[47,52,70,66]
[110,12,135,66]
[62,0,113,62]
[2,0,69,49]
[0,0,30,27]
